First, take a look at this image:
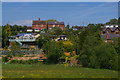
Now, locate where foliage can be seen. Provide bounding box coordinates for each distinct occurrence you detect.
[78,24,119,70]
[2,55,12,63]
[49,27,63,35]
[10,42,21,51]
[106,19,118,25]
[46,19,57,23]
[44,41,64,64]
[62,41,74,52]
[36,34,50,48]
[2,24,28,48]
[9,59,40,64]
[2,24,11,48]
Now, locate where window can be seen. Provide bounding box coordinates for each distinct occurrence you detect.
[53,25,55,27]
[41,25,43,27]
[36,25,39,27]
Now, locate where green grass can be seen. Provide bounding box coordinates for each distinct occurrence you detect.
[2,64,118,78]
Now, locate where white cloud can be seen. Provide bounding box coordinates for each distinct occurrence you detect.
[9,20,32,26]
[2,0,119,2]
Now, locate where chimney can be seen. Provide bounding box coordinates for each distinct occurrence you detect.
[38,18,40,21]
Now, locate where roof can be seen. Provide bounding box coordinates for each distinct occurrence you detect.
[16,33,32,37]
[50,35,67,38]
[27,27,32,29]
[106,33,120,39]
[48,21,64,25]
[32,21,46,25]
[16,33,37,37]
[103,27,120,32]
[73,26,86,29]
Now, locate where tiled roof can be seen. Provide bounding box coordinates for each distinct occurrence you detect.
[106,33,120,39]
[103,27,120,32]
[48,21,64,25]
[32,21,46,25]
[16,33,37,37]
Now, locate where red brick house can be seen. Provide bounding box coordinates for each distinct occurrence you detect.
[32,18,47,31]
[48,21,65,30]
[31,18,65,31]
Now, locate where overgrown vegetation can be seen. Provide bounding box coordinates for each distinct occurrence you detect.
[2,19,120,71]
[35,19,120,70]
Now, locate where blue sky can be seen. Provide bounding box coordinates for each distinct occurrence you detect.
[2,2,118,26]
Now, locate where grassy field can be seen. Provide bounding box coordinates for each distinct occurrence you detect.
[2,64,118,78]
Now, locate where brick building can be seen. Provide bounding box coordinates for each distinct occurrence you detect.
[32,18,47,31]
[31,18,65,31]
[48,21,65,30]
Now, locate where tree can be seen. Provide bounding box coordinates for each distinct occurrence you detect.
[106,19,118,25]
[46,19,57,23]
[66,24,70,29]
[36,34,50,49]
[44,41,63,64]
[49,27,63,35]
[11,42,21,51]
[2,24,12,48]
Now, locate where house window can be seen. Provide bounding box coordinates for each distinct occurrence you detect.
[36,25,39,27]
[41,25,43,27]
[53,25,55,27]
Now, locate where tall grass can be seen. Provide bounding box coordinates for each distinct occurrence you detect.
[2,64,118,78]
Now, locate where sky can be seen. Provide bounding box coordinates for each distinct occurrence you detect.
[0,2,2,26]
[2,0,120,2]
[2,2,118,26]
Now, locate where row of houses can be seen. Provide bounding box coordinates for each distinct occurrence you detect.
[101,25,120,42]
[27,18,65,32]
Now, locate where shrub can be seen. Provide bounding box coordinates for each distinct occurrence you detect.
[2,55,12,63]
[9,59,40,64]
[9,60,18,64]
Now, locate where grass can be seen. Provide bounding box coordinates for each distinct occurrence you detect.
[2,64,118,78]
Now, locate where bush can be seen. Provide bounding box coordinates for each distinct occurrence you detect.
[89,54,100,68]
[2,55,12,63]
[9,59,40,64]
[44,41,63,64]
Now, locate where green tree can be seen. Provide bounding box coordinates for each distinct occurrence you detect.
[36,34,50,49]
[2,24,12,48]
[106,19,118,25]
[44,41,63,64]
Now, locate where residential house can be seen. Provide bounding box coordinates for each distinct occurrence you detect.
[48,21,65,30]
[50,35,68,41]
[32,18,47,31]
[27,27,33,32]
[101,25,120,42]
[27,18,65,32]
[9,33,40,49]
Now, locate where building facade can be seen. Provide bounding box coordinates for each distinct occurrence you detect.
[32,18,47,31]
[31,18,65,31]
